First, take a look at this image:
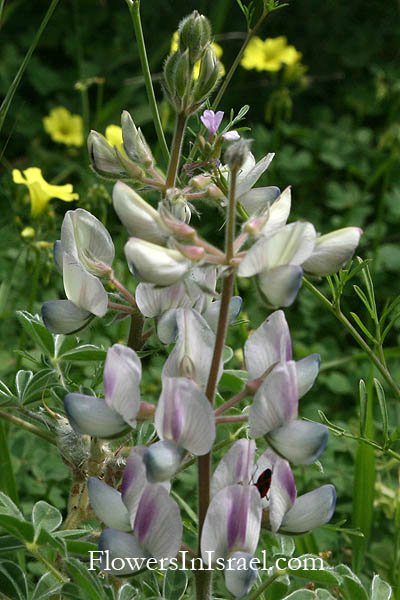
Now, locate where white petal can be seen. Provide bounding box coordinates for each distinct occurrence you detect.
[104,344,141,426]
[64,393,127,438]
[303,227,363,275]
[156,377,215,454]
[201,485,262,563]
[249,361,298,438]
[224,551,258,598]
[157,309,179,344]
[61,208,114,271]
[257,264,303,307]
[113,180,169,244]
[125,238,192,286]
[245,310,292,381]
[211,440,256,497]
[143,440,184,482]
[296,354,320,398]
[239,186,281,215]
[280,485,336,533]
[236,153,274,198]
[267,458,296,533]
[162,308,221,390]
[260,186,292,236]
[121,447,148,525]
[203,296,242,333]
[87,478,131,531]
[135,281,186,317]
[62,253,108,316]
[134,484,182,560]
[267,420,329,465]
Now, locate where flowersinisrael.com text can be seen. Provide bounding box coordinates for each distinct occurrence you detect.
[88,550,326,573]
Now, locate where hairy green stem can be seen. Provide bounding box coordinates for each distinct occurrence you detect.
[0,410,56,445]
[303,277,400,402]
[126,0,169,164]
[26,544,68,583]
[165,112,187,189]
[245,571,284,600]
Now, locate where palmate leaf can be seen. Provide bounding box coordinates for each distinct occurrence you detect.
[0,560,28,600]
[64,558,106,600]
[16,311,54,357]
[29,572,64,600]
[163,568,188,600]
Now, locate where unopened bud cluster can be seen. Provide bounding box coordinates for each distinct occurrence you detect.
[163,11,221,115]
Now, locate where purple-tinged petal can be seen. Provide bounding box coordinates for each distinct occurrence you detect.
[98,529,148,575]
[249,361,298,438]
[303,227,363,276]
[133,484,182,560]
[201,485,262,563]
[162,308,221,390]
[239,186,281,216]
[296,354,320,399]
[87,478,130,531]
[260,186,291,236]
[121,447,148,525]
[104,344,141,427]
[224,551,258,598]
[41,300,93,334]
[211,440,256,497]
[143,440,184,482]
[258,265,303,307]
[267,458,296,533]
[223,130,240,141]
[64,393,127,438]
[267,420,329,465]
[280,485,336,534]
[201,109,224,136]
[203,296,242,333]
[245,310,292,381]
[62,252,108,317]
[156,377,215,454]
[157,309,178,344]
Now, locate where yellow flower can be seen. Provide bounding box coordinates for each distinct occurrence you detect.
[21,226,35,238]
[170,31,225,78]
[105,125,123,151]
[43,107,83,147]
[241,36,302,72]
[12,167,79,217]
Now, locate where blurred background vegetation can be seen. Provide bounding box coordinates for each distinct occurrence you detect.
[1,0,400,593]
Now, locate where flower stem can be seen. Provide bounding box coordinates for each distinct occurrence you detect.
[126,0,169,164]
[109,273,137,306]
[165,112,187,189]
[196,165,239,600]
[26,544,68,583]
[216,415,248,424]
[214,389,248,416]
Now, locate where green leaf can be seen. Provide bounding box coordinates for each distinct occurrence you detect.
[314,590,337,600]
[353,285,377,322]
[171,490,198,525]
[59,345,107,362]
[359,380,367,437]
[0,513,34,542]
[16,311,54,356]
[64,557,105,600]
[0,560,28,600]
[117,584,138,600]
[29,572,64,600]
[32,501,62,540]
[0,380,14,404]
[281,591,316,600]
[374,379,389,443]
[219,369,248,393]
[0,534,24,553]
[64,539,98,556]
[249,0,264,27]
[0,492,24,519]
[350,313,377,344]
[223,345,234,364]
[285,554,340,585]
[163,568,188,600]
[370,574,392,600]
[335,564,369,600]
[264,577,289,600]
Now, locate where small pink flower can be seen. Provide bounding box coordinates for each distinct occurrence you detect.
[200,109,240,140]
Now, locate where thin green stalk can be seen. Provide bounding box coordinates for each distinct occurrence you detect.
[0,410,56,445]
[126,0,169,164]
[165,112,187,189]
[245,572,283,600]
[0,0,6,26]
[0,0,61,133]
[303,277,400,402]
[26,544,68,583]
[0,423,18,502]
[16,248,41,371]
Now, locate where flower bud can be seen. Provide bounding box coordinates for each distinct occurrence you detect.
[225,140,251,171]
[172,242,205,261]
[193,45,220,102]
[178,11,211,64]
[113,181,169,244]
[190,175,212,190]
[159,204,196,239]
[165,188,191,223]
[174,49,192,99]
[125,238,192,286]
[121,111,155,168]
[143,440,184,482]
[302,227,363,275]
[87,130,126,179]
[114,148,143,181]
[163,51,180,102]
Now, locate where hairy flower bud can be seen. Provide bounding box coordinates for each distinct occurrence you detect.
[193,45,220,102]
[178,11,211,64]
[87,131,126,179]
[225,140,251,171]
[121,111,154,168]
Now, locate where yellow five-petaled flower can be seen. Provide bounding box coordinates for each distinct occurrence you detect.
[241,36,302,72]
[43,107,83,147]
[12,167,79,217]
